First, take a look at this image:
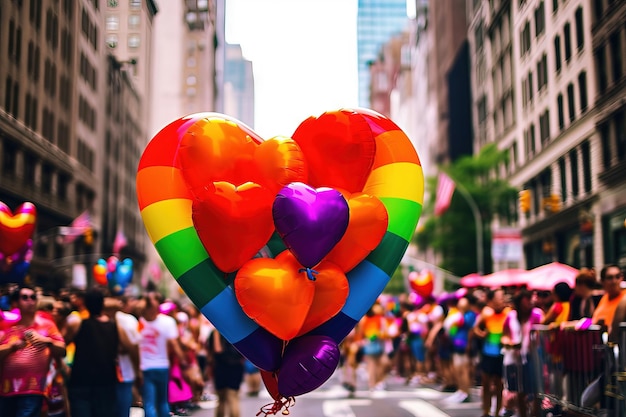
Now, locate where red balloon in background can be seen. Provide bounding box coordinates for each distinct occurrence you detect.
[409,270,434,298]
[292,109,376,192]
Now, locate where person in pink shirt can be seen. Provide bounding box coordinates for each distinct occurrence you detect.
[0,285,66,417]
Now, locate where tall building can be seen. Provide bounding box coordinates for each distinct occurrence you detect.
[223,43,254,128]
[357,0,408,107]
[149,0,218,138]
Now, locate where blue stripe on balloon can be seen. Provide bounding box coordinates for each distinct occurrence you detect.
[343,260,390,320]
[233,327,284,372]
[309,312,358,344]
[199,286,257,342]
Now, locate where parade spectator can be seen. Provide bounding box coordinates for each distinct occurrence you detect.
[208,329,244,417]
[340,325,360,396]
[592,264,625,332]
[474,288,511,417]
[402,301,429,386]
[139,291,187,417]
[542,282,572,327]
[502,289,544,417]
[358,303,389,393]
[443,296,477,403]
[425,296,456,392]
[0,285,66,417]
[66,288,124,417]
[108,296,142,417]
[569,269,598,320]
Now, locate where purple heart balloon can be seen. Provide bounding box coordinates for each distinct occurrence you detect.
[273,183,349,268]
[277,335,340,397]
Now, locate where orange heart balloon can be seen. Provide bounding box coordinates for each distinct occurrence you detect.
[192,182,275,273]
[235,251,315,341]
[324,192,388,272]
[252,136,307,194]
[179,118,306,197]
[297,259,349,336]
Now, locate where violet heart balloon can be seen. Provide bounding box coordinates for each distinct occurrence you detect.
[273,183,349,268]
[277,335,340,397]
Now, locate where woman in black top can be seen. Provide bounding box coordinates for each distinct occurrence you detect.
[66,288,120,417]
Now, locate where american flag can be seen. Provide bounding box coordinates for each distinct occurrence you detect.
[60,210,92,244]
[434,172,456,216]
[112,229,128,255]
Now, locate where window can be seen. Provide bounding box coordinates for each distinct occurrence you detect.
[564,22,572,61]
[578,71,588,113]
[128,34,140,48]
[596,47,608,93]
[129,0,140,9]
[106,15,119,30]
[575,7,584,51]
[41,164,53,194]
[539,110,551,144]
[557,94,564,130]
[520,22,531,56]
[554,36,562,72]
[617,110,626,161]
[106,34,118,48]
[552,0,558,13]
[567,83,575,122]
[559,158,567,202]
[581,141,592,193]
[535,2,545,37]
[537,54,548,91]
[2,141,17,177]
[610,32,623,83]
[570,150,579,197]
[128,14,140,29]
[600,123,611,169]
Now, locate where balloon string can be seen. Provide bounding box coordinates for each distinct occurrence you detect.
[256,397,295,416]
[298,268,318,281]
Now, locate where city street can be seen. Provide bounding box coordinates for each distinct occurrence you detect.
[130,371,483,417]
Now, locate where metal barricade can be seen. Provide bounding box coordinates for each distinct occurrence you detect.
[530,324,606,416]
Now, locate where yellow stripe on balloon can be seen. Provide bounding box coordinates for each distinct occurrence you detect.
[140,198,193,244]
[0,214,36,228]
[363,162,424,205]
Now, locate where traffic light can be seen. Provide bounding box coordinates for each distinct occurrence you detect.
[519,190,531,213]
[84,227,93,245]
[548,194,561,213]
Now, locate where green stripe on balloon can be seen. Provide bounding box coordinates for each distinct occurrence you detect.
[379,198,422,241]
[154,227,208,278]
[177,259,230,307]
[365,232,410,276]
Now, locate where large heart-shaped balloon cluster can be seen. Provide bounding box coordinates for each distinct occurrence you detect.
[136,108,423,404]
[0,202,36,284]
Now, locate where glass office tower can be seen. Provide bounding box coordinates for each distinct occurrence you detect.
[357,0,409,107]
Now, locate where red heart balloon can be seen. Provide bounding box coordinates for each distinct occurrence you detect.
[192,182,275,273]
[292,109,376,192]
[0,202,37,256]
[235,251,315,341]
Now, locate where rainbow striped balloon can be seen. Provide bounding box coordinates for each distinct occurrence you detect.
[0,202,37,256]
[136,109,424,371]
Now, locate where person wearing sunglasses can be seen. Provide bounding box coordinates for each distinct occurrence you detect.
[0,285,66,417]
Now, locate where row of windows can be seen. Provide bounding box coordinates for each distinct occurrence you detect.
[79,53,98,92]
[80,8,99,52]
[105,14,141,31]
[77,139,95,172]
[599,109,626,170]
[556,72,588,130]
[596,27,625,94]
[78,95,97,132]
[105,34,141,49]
[520,6,585,59]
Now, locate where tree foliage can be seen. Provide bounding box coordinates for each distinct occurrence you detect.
[414,143,519,277]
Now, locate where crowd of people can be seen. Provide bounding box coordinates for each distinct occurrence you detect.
[1,262,624,417]
[0,283,258,417]
[340,263,626,417]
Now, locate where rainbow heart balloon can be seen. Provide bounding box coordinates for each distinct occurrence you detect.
[0,202,37,257]
[136,108,424,404]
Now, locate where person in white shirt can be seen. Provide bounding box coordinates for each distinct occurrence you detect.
[138,292,187,417]
[112,296,141,417]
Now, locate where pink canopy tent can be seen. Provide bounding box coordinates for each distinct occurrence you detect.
[460,273,483,287]
[524,262,579,291]
[480,269,529,288]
